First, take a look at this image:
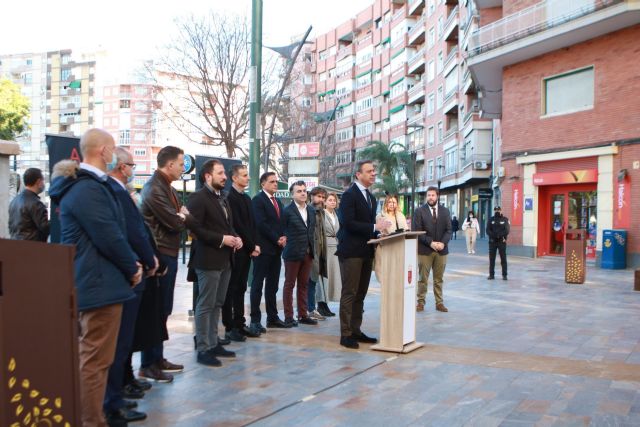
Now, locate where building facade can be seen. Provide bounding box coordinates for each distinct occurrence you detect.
[311,0,490,226]
[468,0,640,266]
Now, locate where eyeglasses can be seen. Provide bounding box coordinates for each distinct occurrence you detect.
[125,163,137,170]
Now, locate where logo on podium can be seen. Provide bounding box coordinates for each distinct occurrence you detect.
[407,264,413,285]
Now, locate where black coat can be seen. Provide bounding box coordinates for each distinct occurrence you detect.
[227,186,257,256]
[8,189,50,241]
[412,203,452,256]
[252,191,286,256]
[336,183,378,259]
[186,186,236,271]
[282,202,315,262]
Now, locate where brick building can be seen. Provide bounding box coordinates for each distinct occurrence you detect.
[468,0,640,266]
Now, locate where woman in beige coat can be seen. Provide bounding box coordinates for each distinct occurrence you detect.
[461,210,481,254]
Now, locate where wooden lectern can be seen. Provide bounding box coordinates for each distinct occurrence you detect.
[368,231,424,353]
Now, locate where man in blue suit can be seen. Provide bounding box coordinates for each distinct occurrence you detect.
[336,160,391,349]
[103,147,158,425]
[249,172,289,334]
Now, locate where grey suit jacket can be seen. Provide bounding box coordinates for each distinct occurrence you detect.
[412,203,452,255]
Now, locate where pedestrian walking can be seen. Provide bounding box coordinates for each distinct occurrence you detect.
[487,206,510,280]
[451,216,459,240]
[461,211,480,254]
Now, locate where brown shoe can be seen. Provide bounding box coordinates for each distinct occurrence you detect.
[416,302,424,312]
[436,303,448,312]
[138,365,173,383]
[159,358,184,373]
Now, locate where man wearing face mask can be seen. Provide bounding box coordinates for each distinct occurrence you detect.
[187,159,242,367]
[49,128,143,427]
[9,167,50,241]
[487,206,510,280]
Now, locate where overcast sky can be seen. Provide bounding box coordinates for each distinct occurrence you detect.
[2,0,372,58]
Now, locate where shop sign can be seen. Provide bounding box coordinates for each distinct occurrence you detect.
[478,188,493,198]
[613,178,631,229]
[524,198,533,211]
[471,195,479,202]
[289,142,320,158]
[511,182,523,226]
[532,169,597,186]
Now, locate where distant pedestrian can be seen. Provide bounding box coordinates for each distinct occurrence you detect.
[451,216,459,240]
[461,211,480,254]
[486,206,510,280]
[8,167,49,242]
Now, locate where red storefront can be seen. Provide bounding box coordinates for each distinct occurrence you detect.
[534,158,598,259]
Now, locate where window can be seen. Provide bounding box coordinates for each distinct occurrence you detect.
[427,93,435,115]
[356,72,371,88]
[437,51,444,74]
[135,117,148,126]
[336,127,353,142]
[135,101,148,111]
[26,59,32,66]
[134,86,148,96]
[355,121,373,137]
[120,100,131,109]
[391,80,404,99]
[437,85,443,109]
[319,72,327,82]
[427,126,435,147]
[437,121,443,143]
[61,54,71,65]
[445,148,457,175]
[375,18,382,29]
[438,16,444,39]
[389,107,406,126]
[319,50,329,61]
[445,66,458,96]
[428,0,435,16]
[336,150,353,164]
[436,156,443,178]
[544,67,594,116]
[134,132,146,141]
[356,97,373,112]
[427,60,435,82]
[356,45,373,64]
[134,148,147,156]
[119,130,131,145]
[23,73,32,84]
[60,68,71,81]
[428,27,435,49]
[427,159,434,180]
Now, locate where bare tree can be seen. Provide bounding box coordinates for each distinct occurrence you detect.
[148,12,250,157]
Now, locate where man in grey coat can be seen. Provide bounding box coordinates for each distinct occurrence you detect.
[412,186,452,313]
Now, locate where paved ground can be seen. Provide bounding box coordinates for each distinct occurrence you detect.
[132,238,640,426]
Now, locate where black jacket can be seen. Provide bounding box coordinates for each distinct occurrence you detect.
[336,183,378,259]
[486,214,510,242]
[227,186,257,256]
[282,202,315,262]
[412,203,452,255]
[8,189,50,242]
[186,186,237,271]
[252,191,286,256]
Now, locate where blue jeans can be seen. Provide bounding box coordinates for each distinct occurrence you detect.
[307,278,317,312]
[141,253,177,367]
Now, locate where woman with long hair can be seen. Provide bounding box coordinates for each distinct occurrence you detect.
[318,192,342,307]
[374,195,408,282]
[461,210,480,254]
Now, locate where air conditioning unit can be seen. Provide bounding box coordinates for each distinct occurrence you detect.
[474,161,488,170]
[497,166,505,177]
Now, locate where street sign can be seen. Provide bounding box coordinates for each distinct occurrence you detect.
[288,159,320,174]
[289,142,320,158]
[288,176,319,190]
[478,188,493,198]
[183,154,195,174]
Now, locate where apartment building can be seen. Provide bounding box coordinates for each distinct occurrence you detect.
[468,0,640,266]
[0,50,96,176]
[311,0,490,223]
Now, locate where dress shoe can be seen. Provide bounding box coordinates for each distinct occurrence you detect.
[106,408,147,425]
[218,336,231,346]
[308,310,326,321]
[416,302,425,312]
[242,325,261,338]
[352,332,377,343]
[284,317,299,327]
[487,276,495,280]
[122,384,144,399]
[123,399,138,409]
[503,276,508,280]
[138,365,173,383]
[159,358,183,373]
[340,336,359,349]
[298,316,318,325]
[130,378,151,391]
[226,329,247,342]
[247,323,264,336]
[211,344,236,358]
[317,302,336,317]
[436,303,449,312]
[197,351,222,367]
[267,318,292,328]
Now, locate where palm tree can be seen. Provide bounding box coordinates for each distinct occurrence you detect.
[359,140,414,196]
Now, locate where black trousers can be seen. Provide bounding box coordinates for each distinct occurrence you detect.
[250,253,282,323]
[338,257,373,337]
[222,251,252,331]
[489,240,508,277]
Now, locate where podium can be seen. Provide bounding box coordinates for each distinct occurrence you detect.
[368,231,424,353]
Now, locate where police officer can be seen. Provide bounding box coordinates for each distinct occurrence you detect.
[486,206,510,280]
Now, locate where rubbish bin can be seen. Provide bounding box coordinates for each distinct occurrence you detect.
[565,229,586,284]
[601,229,627,269]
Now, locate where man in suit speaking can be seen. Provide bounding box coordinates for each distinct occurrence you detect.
[336,160,391,349]
[412,186,452,313]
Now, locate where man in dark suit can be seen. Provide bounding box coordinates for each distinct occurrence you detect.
[412,186,452,313]
[336,160,391,349]
[249,172,289,334]
[187,160,242,367]
[222,164,261,341]
[104,147,157,424]
[282,181,317,327]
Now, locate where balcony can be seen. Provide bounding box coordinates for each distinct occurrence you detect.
[407,81,425,104]
[443,46,459,75]
[407,109,424,127]
[337,45,355,61]
[408,17,426,46]
[336,116,354,129]
[462,69,475,94]
[463,101,480,126]
[442,6,460,42]
[467,0,637,118]
[408,0,425,16]
[443,88,459,114]
[407,48,426,74]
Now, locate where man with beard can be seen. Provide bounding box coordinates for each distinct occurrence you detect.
[187,160,242,367]
[412,186,452,313]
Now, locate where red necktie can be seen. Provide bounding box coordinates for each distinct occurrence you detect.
[271,196,280,218]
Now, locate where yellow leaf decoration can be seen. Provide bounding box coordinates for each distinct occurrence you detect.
[64,423,71,427]
[23,411,32,424]
[53,415,63,423]
[16,404,24,416]
[9,376,17,389]
[39,397,49,406]
[9,357,16,372]
[29,389,40,398]
[43,408,52,416]
[11,422,20,427]
[33,406,40,417]
[11,393,22,403]
[54,397,62,408]
[21,379,30,389]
